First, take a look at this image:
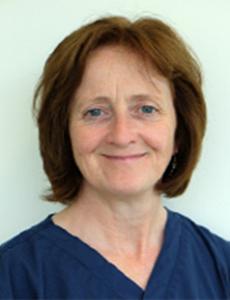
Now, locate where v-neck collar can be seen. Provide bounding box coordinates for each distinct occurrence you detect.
[143,208,182,298]
[40,208,182,299]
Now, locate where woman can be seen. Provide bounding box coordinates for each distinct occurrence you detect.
[0,16,229,299]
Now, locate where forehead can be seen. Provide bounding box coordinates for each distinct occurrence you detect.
[75,45,172,98]
[83,45,158,80]
[87,45,143,65]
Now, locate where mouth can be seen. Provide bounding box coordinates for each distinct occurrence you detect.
[101,153,147,161]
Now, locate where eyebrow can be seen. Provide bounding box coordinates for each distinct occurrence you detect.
[130,94,158,102]
[75,96,110,110]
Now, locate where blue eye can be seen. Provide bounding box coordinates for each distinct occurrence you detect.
[86,108,103,117]
[141,105,156,114]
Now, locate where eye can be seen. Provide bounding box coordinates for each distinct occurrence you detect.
[85,108,103,117]
[83,107,110,122]
[140,105,157,114]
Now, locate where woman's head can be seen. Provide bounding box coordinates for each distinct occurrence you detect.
[68,45,177,199]
[33,15,207,203]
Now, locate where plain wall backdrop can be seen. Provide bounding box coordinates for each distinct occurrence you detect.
[0,0,230,243]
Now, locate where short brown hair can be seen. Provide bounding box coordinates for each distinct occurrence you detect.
[33,15,206,203]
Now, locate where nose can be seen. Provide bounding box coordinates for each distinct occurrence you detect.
[106,113,136,147]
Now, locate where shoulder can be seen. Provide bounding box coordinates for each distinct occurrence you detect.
[0,215,54,263]
[0,215,56,298]
[175,211,230,249]
[172,210,230,253]
[170,210,230,276]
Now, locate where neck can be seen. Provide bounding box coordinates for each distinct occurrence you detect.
[54,183,167,258]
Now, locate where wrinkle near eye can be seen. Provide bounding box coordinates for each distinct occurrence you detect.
[84,108,103,117]
[141,105,156,114]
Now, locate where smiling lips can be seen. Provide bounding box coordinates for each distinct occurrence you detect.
[102,153,147,161]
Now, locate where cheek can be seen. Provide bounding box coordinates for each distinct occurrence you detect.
[69,125,105,155]
[143,124,176,152]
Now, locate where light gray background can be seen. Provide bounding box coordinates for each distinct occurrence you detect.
[1,0,230,243]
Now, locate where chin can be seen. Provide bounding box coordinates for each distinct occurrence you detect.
[100,178,157,198]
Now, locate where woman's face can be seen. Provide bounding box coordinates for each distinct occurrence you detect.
[69,45,177,197]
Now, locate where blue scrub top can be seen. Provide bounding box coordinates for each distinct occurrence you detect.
[0,209,230,299]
